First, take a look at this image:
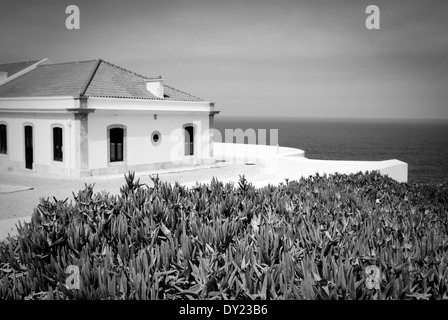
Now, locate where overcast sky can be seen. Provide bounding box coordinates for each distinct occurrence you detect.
[1,0,447,119]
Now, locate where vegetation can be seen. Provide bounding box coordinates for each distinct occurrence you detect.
[1,171,447,300]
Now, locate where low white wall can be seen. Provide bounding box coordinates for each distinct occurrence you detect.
[265,157,408,183]
[213,142,408,183]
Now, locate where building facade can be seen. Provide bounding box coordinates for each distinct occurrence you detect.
[0,59,219,177]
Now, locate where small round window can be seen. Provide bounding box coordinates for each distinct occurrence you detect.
[151,131,161,146]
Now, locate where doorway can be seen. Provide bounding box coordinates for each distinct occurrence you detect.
[184,125,194,156]
[25,125,33,169]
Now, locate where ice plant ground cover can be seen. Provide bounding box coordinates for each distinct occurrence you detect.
[0,171,447,300]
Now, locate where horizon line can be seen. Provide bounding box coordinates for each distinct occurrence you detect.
[215,115,448,122]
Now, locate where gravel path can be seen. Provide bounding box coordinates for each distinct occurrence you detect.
[0,162,275,221]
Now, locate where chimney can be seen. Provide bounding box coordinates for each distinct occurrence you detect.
[0,72,7,81]
[146,76,164,99]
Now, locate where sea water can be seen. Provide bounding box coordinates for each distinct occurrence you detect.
[215,116,448,184]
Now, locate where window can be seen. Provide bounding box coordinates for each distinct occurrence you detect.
[53,127,63,161]
[110,127,124,162]
[184,125,194,156]
[151,131,161,146]
[0,124,6,154]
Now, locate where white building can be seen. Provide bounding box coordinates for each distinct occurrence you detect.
[0,59,219,177]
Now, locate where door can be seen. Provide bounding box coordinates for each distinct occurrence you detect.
[184,126,194,156]
[25,125,33,169]
[110,127,124,162]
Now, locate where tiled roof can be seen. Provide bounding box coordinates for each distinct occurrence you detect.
[0,59,204,102]
[0,60,41,77]
[0,60,99,97]
[84,60,203,101]
[163,84,204,102]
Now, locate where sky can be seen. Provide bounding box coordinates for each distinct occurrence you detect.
[0,0,447,119]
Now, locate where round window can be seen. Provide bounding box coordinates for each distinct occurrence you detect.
[151,131,161,145]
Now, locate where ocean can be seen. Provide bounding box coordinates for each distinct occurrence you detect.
[214,116,448,184]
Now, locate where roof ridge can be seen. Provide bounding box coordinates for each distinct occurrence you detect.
[99,59,153,80]
[164,84,204,101]
[79,59,102,97]
[37,59,98,67]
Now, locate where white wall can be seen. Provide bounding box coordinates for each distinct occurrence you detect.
[88,110,211,169]
[0,112,75,173]
[0,98,78,173]
[0,97,217,176]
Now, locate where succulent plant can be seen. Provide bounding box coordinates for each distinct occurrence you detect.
[1,171,447,300]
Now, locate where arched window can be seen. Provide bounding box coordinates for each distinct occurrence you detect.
[52,126,63,162]
[108,126,125,162]
[0,123,6,155]
[184,125,195,156]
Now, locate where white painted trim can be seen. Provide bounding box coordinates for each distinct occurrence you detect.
[0,109,74,114]
[88,97,214,113]
[90,109,213,116]
[0,96,76,101]
[0,96,218,114]
[88,96,211,105]
[91,106,214,112]
[0,97,80,113]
